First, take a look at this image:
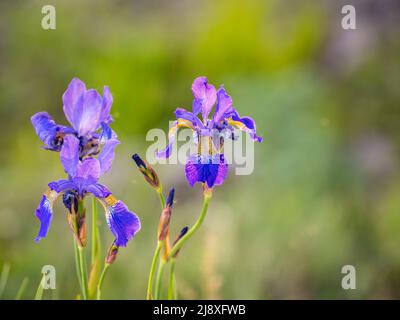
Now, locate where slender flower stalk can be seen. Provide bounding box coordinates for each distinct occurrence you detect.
[91,198,99,264]
[154,258,167,300]
[167,226,188,300]
[73,240,83,295]
[88,198,101,299]
[167,259,176,300]
[153,188,175,299]
[132,153,173,300]
[157,190,165,209]
[77,244,89,300]
[168,191,211,259]
[97,242,118,300]
[146,241,162,300]
[96,264,110,300]
[146,188,172,300]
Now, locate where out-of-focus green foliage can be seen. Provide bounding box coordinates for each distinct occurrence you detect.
[0,0,399,299]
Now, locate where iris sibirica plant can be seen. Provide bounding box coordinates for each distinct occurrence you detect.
[133,76,262,299]
[31,78,141,299]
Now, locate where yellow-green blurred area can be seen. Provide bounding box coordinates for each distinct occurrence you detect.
[0,0,400,299]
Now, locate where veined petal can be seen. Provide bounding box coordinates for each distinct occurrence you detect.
[185,154,228,188]
[191,76,217,121]
[212,86,234,124]
[156,119,196,159]
[31,112,70,151]
[99,195,141,247]
[60,135,80,177]
[99,122,117,144]
[73,89,103,136]
[62,78,86,126]
[227,112,263,143]
[48,179,77,193]
[85,183,111,198]
[99,86,113,125]
[76,158,101,182]
[35,188,60,242]
[174,108,203,128]
[98,138,119,175]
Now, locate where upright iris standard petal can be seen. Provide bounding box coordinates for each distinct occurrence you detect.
[100,86,113,125]
[35,188,59,242]
[62,78,86,126]
[185,154,228,188]
[76,158,101,182]
[100,195,141,247]
[31,112,68,151]
[60,135,80,177]
[212,87,234,124]
[98,138,120,175]
[73,89,103,136]
[191,76,217,121]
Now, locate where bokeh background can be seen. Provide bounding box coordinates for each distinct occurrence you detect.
[0,0,400,299]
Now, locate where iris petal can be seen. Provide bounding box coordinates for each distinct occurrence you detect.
[228,113,263,143]
[85,183,111,198]
[35,188,59,242]
[62,78,87,127]
[31,112,72,151]
[185,154,228,188]
[174,108,203,128]
[76,158,101,182]
[98,138,119,175]
[191,76,217,121]
[156,119,196,159]
[100,195,141,247]
[212,87,234,124]
[73,89,103,136]
[60,135,80,177]
[99,86,113,125]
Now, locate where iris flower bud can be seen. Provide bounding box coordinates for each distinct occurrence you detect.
[158,187,175,241]
[106,242,119,265]
[172,226,189,258]
[132,154,161,191]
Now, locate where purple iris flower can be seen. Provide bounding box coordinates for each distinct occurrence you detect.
[35,135,141,247]
[156,76,262,188]
[31,78,115,157]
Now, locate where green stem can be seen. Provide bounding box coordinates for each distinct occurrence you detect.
[168,194,211,259]
[157,190,165,209]
[78,245,88,300]
[168,259,176,300]
[73,240,83,294]
[154,258,167,300]
[91,197,99,264]
[96,264,110,300]
[146,241,162,300]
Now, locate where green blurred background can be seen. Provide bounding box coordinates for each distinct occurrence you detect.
[0,0,400,299]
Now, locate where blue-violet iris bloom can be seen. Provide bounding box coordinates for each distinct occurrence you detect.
[31,78,115,157]
[33,79,140,247]
[156,76,262,188]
